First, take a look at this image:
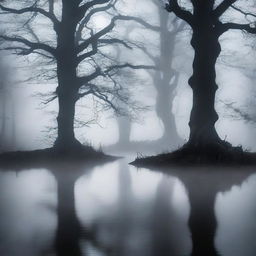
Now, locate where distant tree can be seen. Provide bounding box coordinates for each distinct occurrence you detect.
[166,0,256,149]
[148,0,185,146]
[0,0,157,152]
[0,59,16,151]
[115,0,186,150]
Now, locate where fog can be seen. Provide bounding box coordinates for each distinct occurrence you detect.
[0,1,256,255]
[0,0,255,152]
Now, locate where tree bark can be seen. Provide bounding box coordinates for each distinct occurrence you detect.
[188,26,222,147]
[54,0,81,150]
[54,85,79,149]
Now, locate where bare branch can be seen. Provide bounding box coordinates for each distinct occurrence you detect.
[42,95,58,105]
[79,0,111,17]
[214,0,237,18]
[0,3,60,28]
[230,5,256,19]
[218,22,256,34]
[77,67,101,86]
[78,88,94,98]
[0,35,56,57]
[77,38,132,64]
[92,89,119,112]
[76,2,116,45]
[98,38,133,49]
[165,0,194,26]
[104,63,156,75]
[77,41,98,63]
[77,15,159,53]
[26,24,40,42]
[221,100,256,123]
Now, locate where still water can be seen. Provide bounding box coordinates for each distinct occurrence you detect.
[0,157,256,256]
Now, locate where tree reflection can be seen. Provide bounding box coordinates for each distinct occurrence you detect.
[154,167,256,256]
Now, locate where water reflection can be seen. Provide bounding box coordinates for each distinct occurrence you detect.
[216,173,256,256]
[151,177,191,256]
[51,163,114,256]
[151,166,256,256]
[76,160,191,256]
[0,160,256,255]
[0,169,56,256]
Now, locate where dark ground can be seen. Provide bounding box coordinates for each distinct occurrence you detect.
[131,143,256,167]
[0,145,117,170]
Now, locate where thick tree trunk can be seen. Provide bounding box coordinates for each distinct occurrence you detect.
[54,1,81,151]
[54,86,79,150]
[54,59,81,150]
[188,28,222,147]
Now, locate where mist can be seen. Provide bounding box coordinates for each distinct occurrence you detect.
[0,0,256,256]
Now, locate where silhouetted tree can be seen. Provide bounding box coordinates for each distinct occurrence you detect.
[166,0,256,148]
[0,0,156,152]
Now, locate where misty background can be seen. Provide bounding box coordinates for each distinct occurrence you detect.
[0,0,255,152]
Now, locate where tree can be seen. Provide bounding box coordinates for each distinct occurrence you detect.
[0,58,16,151]
[0,0,157,152]
[166,0,256,149]
[148,1,185,146]
[114,0,186,151]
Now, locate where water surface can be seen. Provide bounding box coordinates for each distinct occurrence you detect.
[0,158,255,256]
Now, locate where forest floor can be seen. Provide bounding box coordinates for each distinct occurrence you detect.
[0,145,117,169]
[131,143,256,168]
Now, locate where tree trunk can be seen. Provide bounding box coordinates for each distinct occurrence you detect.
[154,9,182,147]
[0,89,6,150]
[54,85,79,150]
[188,28,222,147]
[54,1,81,151]
[155,75,182,146]
[54,58,81,150]
[11,98,16,150]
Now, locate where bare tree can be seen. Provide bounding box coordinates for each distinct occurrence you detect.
[0,0,157,152]
[114,0,186,150]
[166,0,256,149]
[149,0,185,146]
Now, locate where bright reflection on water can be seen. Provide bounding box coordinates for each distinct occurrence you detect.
[0,160,256,256]
[216,173,256,256]
[0,169,57,256]
[76,160,191,256]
